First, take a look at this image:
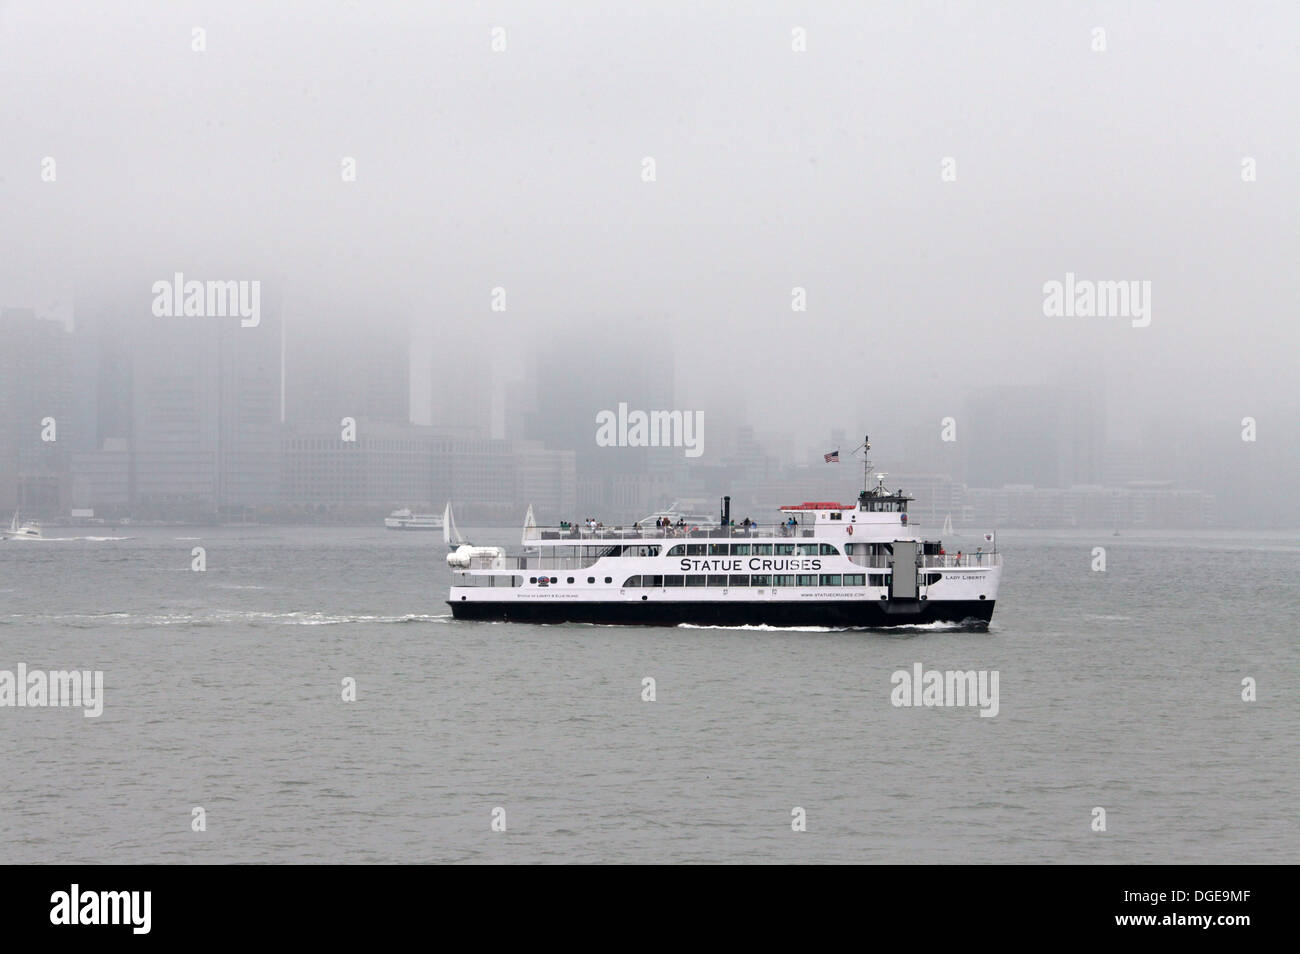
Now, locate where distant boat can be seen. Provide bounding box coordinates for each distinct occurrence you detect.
[2,510,42,540]
[941,513,957,536]
[384,508,444,531]
[443,501,465,546]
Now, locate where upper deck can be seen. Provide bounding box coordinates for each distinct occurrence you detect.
[525,495,919,547]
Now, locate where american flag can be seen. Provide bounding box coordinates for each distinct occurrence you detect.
[824,450,839,463]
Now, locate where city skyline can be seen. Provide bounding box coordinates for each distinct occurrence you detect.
[0,294,1256,528]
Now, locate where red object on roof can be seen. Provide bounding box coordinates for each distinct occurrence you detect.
[780,501,855,511]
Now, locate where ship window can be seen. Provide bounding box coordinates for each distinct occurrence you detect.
[796,574,818,587]
[623,576,641,587]
[567,577,574,584]
[844,574,866,586]
[923,573,941,585]
[830,512,842,520]
[730,544,750,555]
[797,543,820,555]
[686,544,706,556]
[773,575,795,587]
[750,574,771,587]
[729,575,750,587]
[645,575,663,588]
[774,544,795,555]
[819,574,842,586]
[604,577,612,584]
[664,575,684,587]
[820,544,840,555]
[708,543,728,556]
[529,577,537,584]
[588,577,595,583]
[685,575,707,587]
[666,545,685,556]
[752,544,773,555]
[707,575,728,587]
[869,574,888,586]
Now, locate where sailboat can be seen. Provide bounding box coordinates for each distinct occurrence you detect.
[442,501,465,546]
[442,501,506,569]
[941,513,958,537]
[3,510,42,540]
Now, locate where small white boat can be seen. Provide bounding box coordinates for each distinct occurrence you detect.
[384,508,444,531]
[2,511,42,540]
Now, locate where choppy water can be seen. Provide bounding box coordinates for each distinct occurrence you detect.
[1,527,1296,863]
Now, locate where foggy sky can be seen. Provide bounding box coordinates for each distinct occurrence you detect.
[2,1,1297,447]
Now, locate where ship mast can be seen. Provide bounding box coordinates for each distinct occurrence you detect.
[861,434,872,493]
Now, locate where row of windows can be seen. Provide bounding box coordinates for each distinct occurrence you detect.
[664,542,840,557]
[522,571,910,587]
[623,573,888,588]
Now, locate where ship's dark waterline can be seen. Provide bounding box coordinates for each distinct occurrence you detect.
[449,598,995,628]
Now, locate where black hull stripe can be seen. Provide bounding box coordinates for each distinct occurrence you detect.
[448,599,995,629]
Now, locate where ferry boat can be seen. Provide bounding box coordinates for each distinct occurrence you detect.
[445,437,1000,628]
[385,508,444,531]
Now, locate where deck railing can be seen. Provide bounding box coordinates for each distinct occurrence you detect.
[533,524,813,541]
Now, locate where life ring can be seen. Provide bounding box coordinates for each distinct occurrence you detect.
[846,525,853,535]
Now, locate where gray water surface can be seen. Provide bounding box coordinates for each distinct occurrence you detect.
[1,527,1295,863]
